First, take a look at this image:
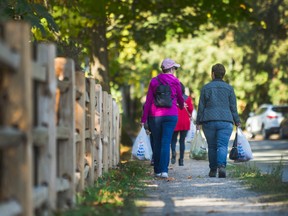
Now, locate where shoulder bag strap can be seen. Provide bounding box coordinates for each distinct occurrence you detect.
[184,106,192,118]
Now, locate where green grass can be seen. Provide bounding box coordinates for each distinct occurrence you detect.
[227,161,288,202]
[56,160,152,216]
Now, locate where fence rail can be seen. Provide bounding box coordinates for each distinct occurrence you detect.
[0,21,121,216]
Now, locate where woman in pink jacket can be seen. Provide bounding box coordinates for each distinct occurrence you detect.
[141,58,184,178]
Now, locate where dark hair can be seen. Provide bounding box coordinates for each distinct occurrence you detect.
[162,68,170,73]
[212,63,226,79]
[162,67,177,73]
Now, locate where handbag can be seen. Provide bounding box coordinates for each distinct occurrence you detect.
[229,130,239,160]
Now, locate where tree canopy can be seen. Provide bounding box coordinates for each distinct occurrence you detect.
[1,0,288,126]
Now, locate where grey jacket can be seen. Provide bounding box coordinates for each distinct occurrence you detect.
[196,79,240,125]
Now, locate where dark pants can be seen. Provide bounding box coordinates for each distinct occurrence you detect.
[171,130,188,160]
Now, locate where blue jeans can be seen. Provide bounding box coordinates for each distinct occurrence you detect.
[171,130,188,160]
[149,116,178,173]
[202,121,233,169]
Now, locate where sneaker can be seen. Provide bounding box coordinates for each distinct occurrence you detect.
[209,169,217,177]
[161,172,168,178]
[218,166,226,178]
[154,173,161,177]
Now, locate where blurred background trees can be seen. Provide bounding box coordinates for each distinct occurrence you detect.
[1,0,288,138]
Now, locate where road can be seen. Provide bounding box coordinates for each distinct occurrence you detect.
[182,133,288,182]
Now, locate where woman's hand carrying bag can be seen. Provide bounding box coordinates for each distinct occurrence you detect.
[132,126,153,160]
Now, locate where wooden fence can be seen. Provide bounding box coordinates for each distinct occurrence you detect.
[0,21,121,215]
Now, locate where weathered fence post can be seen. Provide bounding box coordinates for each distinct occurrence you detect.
[33,43,57,212]
[75,71,86,191]
[102,91,109,172]
[94,84,103,178]
[0,21,33,216]
[85,77,96,186]
[54,58,76,208]
[108,94,113,168]
[113,100,121,166]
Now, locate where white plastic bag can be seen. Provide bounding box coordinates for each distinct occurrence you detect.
[132,126,153,160]
[189,130,208,160]
[236,127,253,162]
[185,120,196,143]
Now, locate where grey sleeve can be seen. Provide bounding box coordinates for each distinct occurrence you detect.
[229,88,240,124]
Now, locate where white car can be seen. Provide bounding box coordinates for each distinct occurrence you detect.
[245,104,288,139]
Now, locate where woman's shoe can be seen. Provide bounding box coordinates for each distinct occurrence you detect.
[209,169,217,177]
[179,159,184,166]
[218,166,226,178]
[171,151,176,164]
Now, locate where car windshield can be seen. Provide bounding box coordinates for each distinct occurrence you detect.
[272,106,288,115]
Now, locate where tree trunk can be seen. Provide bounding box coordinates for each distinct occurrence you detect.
[91,21,110,93]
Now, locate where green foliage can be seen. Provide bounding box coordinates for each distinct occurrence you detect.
[58,161,151,216]
[228,0,288,118]
[2,0,288,126]
[129,0,288,123]
[228,162,288,202]
[130,0,250,48]
[0,0,58,36]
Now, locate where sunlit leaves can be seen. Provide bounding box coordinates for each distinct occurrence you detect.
[119,40,137,62]
[260,20,267,29]
[0,0,59,36]
[269,78,288,104]
[254,71,269,85]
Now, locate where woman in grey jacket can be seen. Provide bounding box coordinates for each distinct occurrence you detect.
[196,63,240,178]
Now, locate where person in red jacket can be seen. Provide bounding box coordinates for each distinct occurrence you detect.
[171,82,194,166]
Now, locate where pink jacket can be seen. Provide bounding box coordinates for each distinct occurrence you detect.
[141,73,184,123]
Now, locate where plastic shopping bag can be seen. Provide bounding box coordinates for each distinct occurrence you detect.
[236,127,253,162]
[185,120,196,143]
[189,130,208,160]
[132,126,153,160]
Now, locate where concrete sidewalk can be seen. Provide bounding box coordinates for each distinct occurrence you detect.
[137,155,288,216]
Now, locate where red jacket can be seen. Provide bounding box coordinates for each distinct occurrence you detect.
[174,96,194,131]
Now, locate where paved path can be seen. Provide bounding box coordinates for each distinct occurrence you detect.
[184,133,288,182]
[137,155,288,216]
